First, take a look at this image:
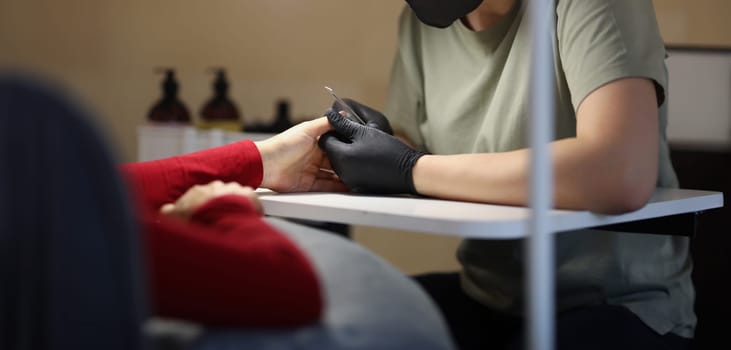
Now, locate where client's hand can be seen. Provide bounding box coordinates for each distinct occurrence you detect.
[160,180,261,219]
[255,117,348,193]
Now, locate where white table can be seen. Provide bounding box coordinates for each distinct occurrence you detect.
[259,187,723,350]
[258,188,724,238]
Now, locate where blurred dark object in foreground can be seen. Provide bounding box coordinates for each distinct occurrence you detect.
[0,73,148,350]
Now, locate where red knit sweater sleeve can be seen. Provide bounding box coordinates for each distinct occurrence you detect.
[120,140,264,212]
[119,141,323,327]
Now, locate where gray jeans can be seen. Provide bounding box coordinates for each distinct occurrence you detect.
[188,217,455,350]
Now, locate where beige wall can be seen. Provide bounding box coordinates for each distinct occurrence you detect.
[0,0,404,162]
[1,0,729,275]
[653,0,731,46]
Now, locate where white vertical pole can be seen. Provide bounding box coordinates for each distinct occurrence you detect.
[527,0,555,350]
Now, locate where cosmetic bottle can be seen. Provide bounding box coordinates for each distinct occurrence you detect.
[198,68,242,132]
[269,98,293,133]
[147,68,191,124]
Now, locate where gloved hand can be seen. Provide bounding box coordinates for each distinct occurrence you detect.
[331,98,393,135]
[318,109,426,194]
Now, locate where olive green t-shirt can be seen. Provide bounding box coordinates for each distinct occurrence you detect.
[385,0,694,338]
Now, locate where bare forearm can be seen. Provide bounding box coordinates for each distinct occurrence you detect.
[412,136,658,214]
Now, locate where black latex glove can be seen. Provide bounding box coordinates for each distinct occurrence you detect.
[330,98,393,135]
[319,110,425,195]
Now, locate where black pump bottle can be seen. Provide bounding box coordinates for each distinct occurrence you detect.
[147,69,191,124]
[198,68,241,131]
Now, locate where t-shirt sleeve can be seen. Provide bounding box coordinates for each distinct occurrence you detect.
[385,6,427,150]
[556,0,668,111]
[143,195,323,327]
[119,140,263,212]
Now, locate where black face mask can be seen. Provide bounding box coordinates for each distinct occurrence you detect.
[405,0,483,28]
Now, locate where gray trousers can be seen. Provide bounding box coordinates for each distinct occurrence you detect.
[188,217,456,350]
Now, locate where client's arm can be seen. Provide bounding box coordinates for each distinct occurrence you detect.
[120,117,346,212]
[143,185,322,327]
[116,118,348,327]
[120,140,264,212]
